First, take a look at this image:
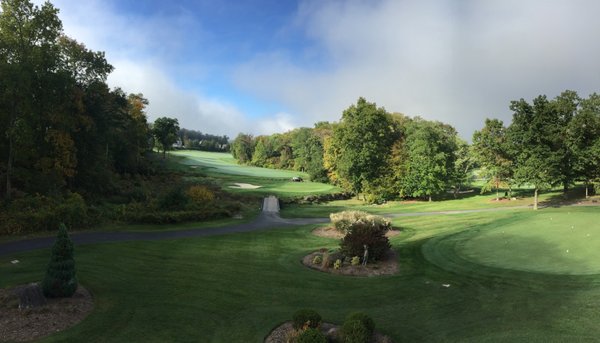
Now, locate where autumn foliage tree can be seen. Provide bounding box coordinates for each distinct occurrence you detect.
[0,0,150,199]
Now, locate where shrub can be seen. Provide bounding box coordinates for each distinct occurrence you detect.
[293,309,322,330]
[186,185,215,204]
[342,320,371,343]
[330,211,391,234]
[334,259,342,269]
[42,223,78,298]
[158,187,189,210]
[312,255,323,265]
[340,222,391,262]
[351,256,361,266]
[345,312,375,336]
[296,328,327,343]
[0,193,90,235]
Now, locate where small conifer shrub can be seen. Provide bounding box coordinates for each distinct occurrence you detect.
[42,223,78,298]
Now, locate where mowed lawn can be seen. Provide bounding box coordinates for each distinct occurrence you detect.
[172,150,303,178]
[2,206,600,342]
[170,150,339,197]
[458,208,600,275]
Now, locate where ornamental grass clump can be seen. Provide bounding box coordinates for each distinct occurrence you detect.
[330,211,391,234]
[42,223,78,298]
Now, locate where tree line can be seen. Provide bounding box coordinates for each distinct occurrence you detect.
[0,0,189,200]
[473,90,600,209]
[232,94,600,208]
[178,128,229,152]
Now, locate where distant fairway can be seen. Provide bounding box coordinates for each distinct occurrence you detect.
[457,209,600,275]
[171,150,307,178]
[170,150,339,196]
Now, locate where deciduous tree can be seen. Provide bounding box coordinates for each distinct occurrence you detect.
[152,117,180,159]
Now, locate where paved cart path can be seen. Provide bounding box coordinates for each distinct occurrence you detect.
[0,197,326,257]
[1,198,596,257]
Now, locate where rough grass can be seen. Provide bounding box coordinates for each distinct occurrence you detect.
[2,207,600,342]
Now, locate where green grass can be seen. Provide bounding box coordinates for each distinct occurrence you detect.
[458,208,600,275]
[3,206,600,341]
[171,150,307,178]
[280,187,598,218]
[169,150,340,198]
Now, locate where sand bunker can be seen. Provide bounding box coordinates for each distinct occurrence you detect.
[229,183,261,189]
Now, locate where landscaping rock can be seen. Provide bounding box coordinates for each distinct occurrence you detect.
[13,283,46,309]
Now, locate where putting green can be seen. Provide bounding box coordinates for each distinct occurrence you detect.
[457,210,600,275]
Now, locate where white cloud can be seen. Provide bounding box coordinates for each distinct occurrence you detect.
[30,0,299,138]
[234,0,600,138]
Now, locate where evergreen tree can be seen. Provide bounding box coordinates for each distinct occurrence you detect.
[42,223,78,298]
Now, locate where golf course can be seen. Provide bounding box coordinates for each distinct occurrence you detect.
[2,150,600,342]
[171,150,340,198]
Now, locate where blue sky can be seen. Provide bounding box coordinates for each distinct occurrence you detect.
[38,0,600,139]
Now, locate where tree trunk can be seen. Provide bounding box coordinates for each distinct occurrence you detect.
[533,188,538,210]
[6,136,13,200]
[496,188,499,201]
[162,148,166,159]
[585,181,589,199]
[428,195,432,202]
[509,185,513,199]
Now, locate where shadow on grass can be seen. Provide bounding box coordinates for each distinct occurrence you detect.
[394,220,600,341]
[540,185,593,208]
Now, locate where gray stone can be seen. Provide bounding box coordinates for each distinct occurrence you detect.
[14,283,47,309]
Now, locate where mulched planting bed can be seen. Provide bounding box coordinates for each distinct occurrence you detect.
[302,249,398,277]
[265,321,394,343]
[0,284,93,342]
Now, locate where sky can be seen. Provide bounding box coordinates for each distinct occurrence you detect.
[35,0,600,140]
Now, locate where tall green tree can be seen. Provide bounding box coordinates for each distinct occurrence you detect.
[0,0,62,198]
[451,138,475,198]
[329,97,397,198]
[401,118,458,201]
[290,127,327,182]
[231,133,254,164]
[567,93,600,198]
[472,119,513,200]
[552,90,580,193]
[508,96,562,210]
[152,117,180,159]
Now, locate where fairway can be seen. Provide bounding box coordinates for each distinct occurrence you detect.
[172,150,306,178]
[458,209,600,275]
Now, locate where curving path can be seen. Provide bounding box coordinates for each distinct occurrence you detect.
[1,198,594,257]
[0,197,327,257]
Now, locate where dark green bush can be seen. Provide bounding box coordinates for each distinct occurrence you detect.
[158,187,189,210]
[345,312,375,336]
[342,319,370,343]
[340,222,390,262]
[296,328,327,343]
[293,309,322,330]
[42,223,78,298]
